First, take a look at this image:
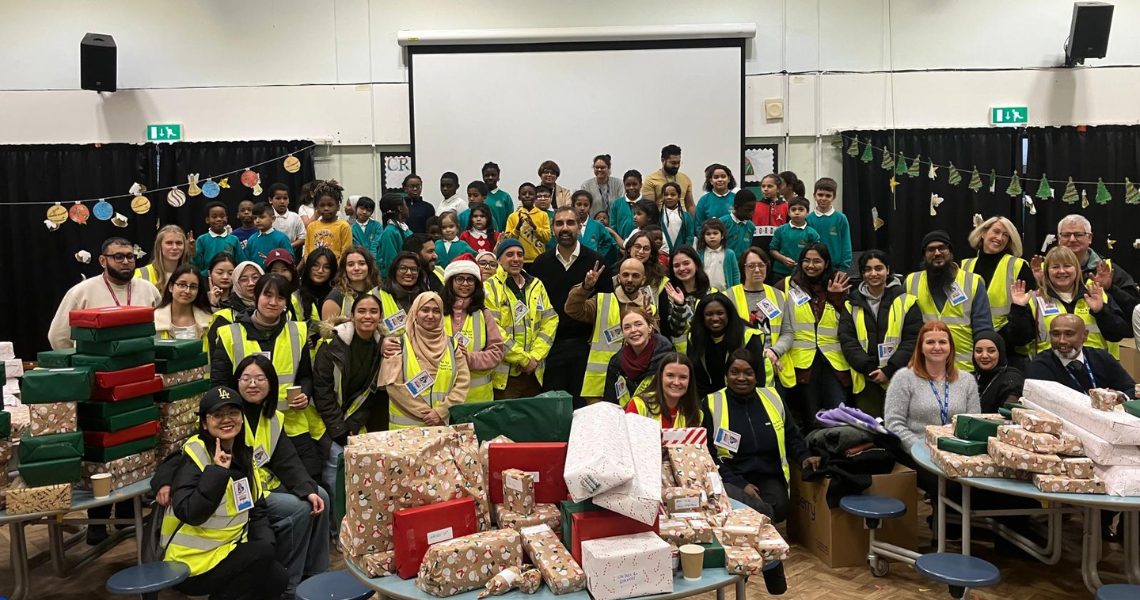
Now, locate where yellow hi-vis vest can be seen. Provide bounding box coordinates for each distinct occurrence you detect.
[847,294,917,394]
[706,387,790,486]
[905,269,981,372]
[1031,290,1120,358]
[582,293,657,398]
[728,283,794,387]
[444,311,494,403]
[961,254,1033,356]
[363,288,409,336]
[388,334,459,429]
[629,396,703,429]
[135,264,162,287]
[311,335,375,436]
[668,287,718,354]
[484,273,558,390]
[783,279,851,377]
[161,436,260,576]
[290,291,319,326]
[244,411,283,492]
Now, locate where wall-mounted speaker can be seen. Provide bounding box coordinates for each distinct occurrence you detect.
[81,33,116,92]
[1065,2,1113,66]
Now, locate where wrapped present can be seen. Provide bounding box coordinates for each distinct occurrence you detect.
[666,444,731,514]
[700,539,726,568]
[37,348,76,368]
[494,503,560,534]
[1011,407,1065,434]
[666,513,714,543]
[158,395,200,419]
[520,523,587,595]
[154,379,210,403]
[69,306,154,328]
[345,544,395,579]
[154,353,208,374]
[0,342,11,360]
[569,508,658,566]
[924,425,955,447]
[662,487,705,514]
[392,497,478,579]
[725,545,764,576]
[717,507,772,548]
[931,447,1026,479]
[91,376,163,402]
[1124,400,1140,419]
[6,359,24,378]
[84,435,158,462]
[18,430,83,462]
[79,404,160,432]
[478,435,513,470]
[71,323,156,343]
[8,405,29,439]
[1022,399,1140,465]
[450,423,493,532]
[162,409,199,430]
[953,414,1006,442]
[7,479,71,515]
[1032,474,1106,495]
[756,523,791,561]
[661,460,677,488]
[75,336,155,358]
[29,401,78,436]
[593,414,662,525]
[564,403,633,500]
[987,438,1063,475]
[153,338,204,360]
[661,427,707,446]
[415,530,524,598]
[449,391,573,443]
[156,439,191,460]
[1057,432,1085,457]
[78,396,153,421]
[658,518,698,546]
[93,364,156,389]
[78,462,155,491]
[580,532,672,600]
[1089,388,1126,412]
[936,436,989,456]
[996,424,1065,454]
[488,442,567,504]
[72,351,155,373]
[84,421,160,447]
[18,456,81,486]
[1024,379,1140,445]
[0,438,10,475]
[0,409,10,438]
[20,368,93,404]
[503,469,535,516]
[80,450,157,479]
[1093,465,1140,497]
[161,366,206,389]
[478,566,542,598]
[558,498,603,550]
[1059,457,1095,479]
[159,422,198,444]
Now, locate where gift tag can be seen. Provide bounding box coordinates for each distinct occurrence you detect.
[877,342,896,361]
[603,324,624,344]
[789,288,809,306]
[232,477,254,512]
[614,378,628,401]
[512,301,528,321]
[253,446,270,467]
[714,428,742,453]
[406,371,435,397]
[383,310,407,334]
[453,331,470,350]
[757,298,781,319]
[948,282,968,306]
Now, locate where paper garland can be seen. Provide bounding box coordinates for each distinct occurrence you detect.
[1035,175,1053,200]
[1126,178,1140,205]
[1006,172,1021,197]
[131,196,151,214]
[284,155,301,173]
[188,174,202,196]
[46,204,67,225]
[1095,178,1112,204]
[240,169,258,188]
[847,137,860,157]
[201,180,220,199]
[968,167,983,192]
[947,163,962,186]
[93,200,114,221]
[907,154,921,178]
[168,189,186,207]
[69,202,90,225]
[1063,178,1079,204]
[860,142,873,163]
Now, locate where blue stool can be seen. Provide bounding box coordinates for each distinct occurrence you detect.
[106,561,190,600]
[839,494,917,577]
[1097,584,1140,600]
[914,553,1000,599]
[295,570,374,600]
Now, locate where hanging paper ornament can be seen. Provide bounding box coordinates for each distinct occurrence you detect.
[1095,177,1112,204]
[846,136,860,157]
[1133,239,1140,250]
[1107,237,1116,250]
[219,177,231,189]
[968,167,983,192]
[881,146,895,171]
[131,195,151,214]
[1024,196,1037,215]
[889,176,900,194]
[1035,175,1053,200]
[168,188,187,207]
[895,153,908,176]
[74,249,91,264]
[1125,178,1140,205]
[1006,172,1022,197]
[871,207,884,230]
[907,154,921,178]
[188,174,202,196]
[201,180,221,198]
[830,133,843,148]
[253,182,263,196]
[860,141,873,163]
[1081,189,1089,208]
[930,193,944,216]
[928,161,938,180]
[133,244,147,259]
[947,163,962,186]
[987,169,997,193]
[973,213,984,228]
[111,213,129,228]
[93,199,114,221]
[284,155,301,173]
[69,202,90,225]
[46,203,68,225]
[1062,177,1079,204]
[129,182,147,197]
[241,169,259,188]
[44,220,60,231]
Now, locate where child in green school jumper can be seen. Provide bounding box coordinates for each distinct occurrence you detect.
[375,193,412,275]
[694,163,737,226]
[434,211,475,268]
[350,196,383,260]
[240,202,293,269]
[609,169,642,240]
[482,162,514,232]
[659,182,696,252]
[769,197,822,279]
[718,188,758,261]
[192,201,240,276]
[571,191,618,264]
[805,177,852,271]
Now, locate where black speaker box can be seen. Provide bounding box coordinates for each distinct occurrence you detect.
[81,33,116,92]
[1066,2,1113,65]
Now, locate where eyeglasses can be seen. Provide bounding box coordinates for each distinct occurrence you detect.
[631,243,652,253]
[237,275,260,284]
[104,253,136,263]
[208,409,242,421]
[396,265,420,274]
[744,263,766,272]
[239,375,268,385]
[173,282,199,292]
[1058,232,1089,240]
[802,258,825,266]
[477,260,497,268]
[452,275,478,285]
[925,245,950,254]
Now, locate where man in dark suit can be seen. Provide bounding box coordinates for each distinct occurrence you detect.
[1026,313,1135,396]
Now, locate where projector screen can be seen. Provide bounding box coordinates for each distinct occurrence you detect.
[409,42,743,207]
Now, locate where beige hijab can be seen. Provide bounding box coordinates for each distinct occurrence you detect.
[405,292,448,376]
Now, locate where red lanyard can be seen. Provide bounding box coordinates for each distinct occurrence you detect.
[102,274,132,307]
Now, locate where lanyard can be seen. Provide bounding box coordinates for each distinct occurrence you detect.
[598,182,610,206]
[929,378,951,425]
[102,274,131,307]
[1066,354,1097,390]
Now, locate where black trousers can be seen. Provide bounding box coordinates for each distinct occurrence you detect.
[88,500,135,524]
[725,478,790,523]
[542,338,590,408]
[176,540,288,600]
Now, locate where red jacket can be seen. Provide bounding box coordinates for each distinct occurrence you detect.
[752,199,788,227]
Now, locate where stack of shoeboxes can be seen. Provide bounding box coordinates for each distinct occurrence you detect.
[152,339,209,459]
[0,401,10,509]
[70,307,162,492]
[12,362,87,514]
[3,341,23,407]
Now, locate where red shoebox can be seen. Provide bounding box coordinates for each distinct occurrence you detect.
[570,510,659,565]
[392,497,478,579]
[91,376,164,401]
[488,442,567,504]
[69,306,155,329]
[83,421,161,446]
[94,364,157,389]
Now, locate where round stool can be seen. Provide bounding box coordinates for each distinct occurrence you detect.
[840,495,910,577]
[106,561,190,600]
[295,570,374,600]
[915,553,1000,599]
[1097,584,1140,600]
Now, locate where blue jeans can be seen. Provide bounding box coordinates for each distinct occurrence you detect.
[323,441,344,535]
[265,488,330,596]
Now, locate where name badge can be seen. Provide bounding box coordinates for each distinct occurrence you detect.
[948,282,968,306]
[254,351,271,361]
[714,428,742,453]
[757,298,782,319]
[453,331,471,350]
[755,225,776,237]
[512,301,528,321]
[1075,306,1090,315]
[615,378,629,401]
[405,371,435,398]
[681,305,694,321]
[1041,301,1060,316]
[232,477,254,513]
[878,343,896,361]
[603,324,624,345]
[383,310,407,334]
[789,288,809,306]
[253,446,270,467]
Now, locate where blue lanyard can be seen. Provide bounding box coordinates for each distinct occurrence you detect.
[1066,354,1098,390]
[929,379,951,425]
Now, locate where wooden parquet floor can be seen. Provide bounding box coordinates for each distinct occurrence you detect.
[0,502,1126,600]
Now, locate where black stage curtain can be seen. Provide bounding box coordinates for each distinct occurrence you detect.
[0,140,315,357]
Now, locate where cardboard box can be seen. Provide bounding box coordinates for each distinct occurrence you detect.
[787,464,917,568]
[1120,338,1140,383]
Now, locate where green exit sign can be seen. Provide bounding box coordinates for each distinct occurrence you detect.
[990,107,1028,126]
[147,124,182,142]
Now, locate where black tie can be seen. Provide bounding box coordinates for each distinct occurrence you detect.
[1067,361,1092,392]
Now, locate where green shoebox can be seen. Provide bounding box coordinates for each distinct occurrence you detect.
[20,368,93,403]
[953,415,1001,442]
[37,348,76,368]
[155,379,209,403]
[1002,402,1029,412]
[154,339,204,360]
[72,351,155,372]
[998,407,1013,419]
[76,336,155,358]
[79,405,160,432]
[559,498,604,550]
[155,353,208,374]
[0,409,9,439]
[84,436,159,463]
[701,539,726,568]
[18,431,84,463]
[71,323,157,343]
[18,456,81,487]
[78,396,155,420]
[1123,400,1140,419]
[937,436,989,456]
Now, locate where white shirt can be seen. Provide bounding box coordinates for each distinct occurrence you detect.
[662,208,684,251]
[1057,349,1086,368]
[439,195,468,215]
[274,210,305,243]
[208,229,229,239]
[814,207,836,217]
[790,222,808,230]
[298,204,315,222]
[556,242,582,271]
[705,247,727,290]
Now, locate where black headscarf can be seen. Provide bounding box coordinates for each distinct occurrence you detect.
[972,330,1024,412]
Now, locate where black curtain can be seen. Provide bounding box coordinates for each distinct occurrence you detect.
[0,140,315,357]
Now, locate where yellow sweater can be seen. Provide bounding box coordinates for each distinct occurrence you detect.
[504,207,552,262]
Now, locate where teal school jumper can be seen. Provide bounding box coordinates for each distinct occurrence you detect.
[486,189,514,233]
[376,222,412,275]
[699,247,741,288]
[718,215,755,260]
[241,229,292,269]
[769,223,822,277]
[806,211,852,270]
[435,239,476,267]
[695,191,735,226]
[192,231,240,276]
[351,219,382,259]
[660,209,696,251]
[609,196,638,240]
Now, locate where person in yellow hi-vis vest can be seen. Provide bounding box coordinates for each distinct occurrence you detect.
[136,224,195,291]
[1050,214,1140,325]
[701,349,819,523]
[661,246,714,353]
[162,387,288,600]
[441,259,505,403]
[381,292,470,429]
[211,274,323,482]
[485,240,558,399]
[602,308,675,407]
[625,352,704,428]
[370,251,430,336]
[686,292,773,397]
[205,261,262,355]
[320,247,382,321]
[962,216,1035,367]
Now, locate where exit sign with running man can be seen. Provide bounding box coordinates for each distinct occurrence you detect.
[990,107,1028,126]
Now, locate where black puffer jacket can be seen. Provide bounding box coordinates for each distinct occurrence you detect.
[838,278,922,380]
[312,321,385,443]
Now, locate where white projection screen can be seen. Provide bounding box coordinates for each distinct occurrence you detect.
[408,41,744,206]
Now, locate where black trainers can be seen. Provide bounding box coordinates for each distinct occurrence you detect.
[86,524,108,546]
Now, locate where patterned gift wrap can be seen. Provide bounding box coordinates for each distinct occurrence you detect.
[29,402,78,436]
[160,366,206,389]
[494,503,560,535]
[520,524,586,595]
[987,438,1064,475]
[1089,388,1125,412]
[716,507,772,547]
[1032,474,1106,495]
[931,447,1027,479]
[580,532,672,600]
[1011,407,1065,434]
[479,566,542,598]
[996,424,1065,454]
[1059,457,1095,480]
[925,425,955,447]
[725,545,764,576]
[415,530,524,597]
[502,469,535,516]
[7,479,71,515]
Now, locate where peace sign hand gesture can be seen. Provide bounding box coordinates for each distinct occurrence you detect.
[583,261,604,291]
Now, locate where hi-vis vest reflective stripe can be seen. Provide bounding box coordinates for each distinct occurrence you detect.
[784,278,850,378]
[290,292,319,325]
[669,287,718,354]
[244,411,283,492]
[615,375,656,409]
[486,276,557,389]
[434,265,446,284]
[332,362,371,435]
[219,321,317,438]
[629,396,702,429]
[707,388,789,485]
[847,294,916,394]
[583,293,656,397]
[444,311,493,403]
[389,334,459,429]
[961,255,1026,331]
[906,269,980,373]
[1032,291,1120,358]
[161,436,256,577]
[135,264,161,286]
[729,284,794,387]
[365,288,408,335]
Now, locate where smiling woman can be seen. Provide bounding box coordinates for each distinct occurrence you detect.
[155,264,212,340]
[602,307,676,407]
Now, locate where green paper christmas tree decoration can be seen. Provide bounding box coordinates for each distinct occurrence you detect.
[881,146,895,171]
[968,167,983,191]
[846,136,860,156]
[895,153,909,176]
[987,169,997,193]
[1125,178,1140,205]
[1035,174,1052,199]
[948,163,962,186]
[1062,177,1079,204]
[1095,177,1112,204]
[832,133,844,148]
[1006,171,1022,197]
[860,141,873,163]
[907,154,921,178]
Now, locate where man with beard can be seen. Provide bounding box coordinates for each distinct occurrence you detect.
[1045,214,1140,318]
[1026,313,1134,396]
[642,144,695,216]
[904,230,993,373]
[531,206,613,405]
[49,237,163,349]
[484,239,558,399]
[403,232,444,291]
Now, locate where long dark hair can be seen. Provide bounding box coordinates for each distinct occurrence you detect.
[668,245,710,298]
[379,193,406,226]
[231,354,280,417]
[792,243,835,286]
[465,203,495,233]
[158,264,212,314]
[441,268,486,316]
[638,352,702,428]
[382,251,428,296]
[299,247,337,317]
[687,292,748,370]
[625,230,665,287]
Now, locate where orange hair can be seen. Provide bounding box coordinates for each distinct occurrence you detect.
[908,321,959,382]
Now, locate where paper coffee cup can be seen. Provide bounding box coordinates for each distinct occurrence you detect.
[91,473,112,498]
[679,544,705,581]
[285,386,302,406]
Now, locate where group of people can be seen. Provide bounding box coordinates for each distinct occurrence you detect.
[42,145,1140,599]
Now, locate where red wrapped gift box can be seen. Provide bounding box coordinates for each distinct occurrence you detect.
[83,420,161,446]
[570,509,659,566]
[91,376,164,402]
[94,364,157,389]
[488,442,568,504]
[69,307,155,329]
[392,497,478,579]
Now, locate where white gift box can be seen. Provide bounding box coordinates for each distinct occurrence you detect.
[593,414,662,525]
[661,427,707,446]
[0,342,14,361]
[1023,379,1140,445]
[564,403,634,501]
[1093,465,1140,497]
[581,532,672,600]
[1021,398,1140,466]
[4,360,23,379]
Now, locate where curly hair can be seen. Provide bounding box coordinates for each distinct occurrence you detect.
[311,179,344,205]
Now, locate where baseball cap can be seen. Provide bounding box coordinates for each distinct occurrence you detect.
[199,386,244,416]
[265,248,294,268]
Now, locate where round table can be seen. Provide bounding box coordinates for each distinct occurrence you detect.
[912,443,1140,593]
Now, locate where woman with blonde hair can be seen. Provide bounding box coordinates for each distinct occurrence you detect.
[136,224,195,290]
[961,216,1034,365]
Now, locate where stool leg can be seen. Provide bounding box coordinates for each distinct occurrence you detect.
[947,585,966,599]
[866,520,889,577]
[141,593,158,600]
